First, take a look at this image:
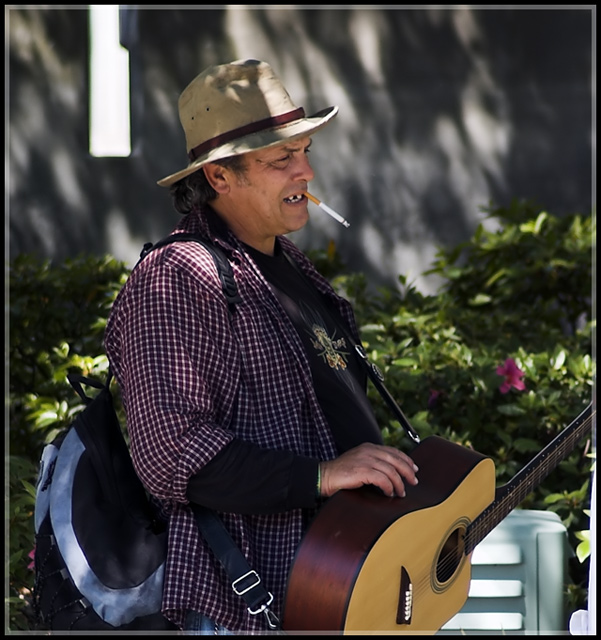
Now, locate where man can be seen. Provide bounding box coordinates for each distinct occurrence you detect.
[104,59,418,633]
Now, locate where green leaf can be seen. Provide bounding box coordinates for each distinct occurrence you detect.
[392,358,418,367]
[21,479,37,500]
[468,293,492,306]
[484,268,508,288]
[32,410,60,428]
[552,349,567,370]
[497,404,527,416]
[574,531,590,562]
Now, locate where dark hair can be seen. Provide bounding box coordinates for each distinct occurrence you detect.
[170,155,247,215]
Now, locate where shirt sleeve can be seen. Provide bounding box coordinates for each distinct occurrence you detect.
[186,439,320,514]
[107,245,327,513]
[108,253,240,504]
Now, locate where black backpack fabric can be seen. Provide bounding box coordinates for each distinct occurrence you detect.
[32,373,177,631]
[32,234,240,631]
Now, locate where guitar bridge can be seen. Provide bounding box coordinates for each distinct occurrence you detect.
[396,566,413,625]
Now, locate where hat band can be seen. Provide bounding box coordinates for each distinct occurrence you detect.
[187,107,306,162]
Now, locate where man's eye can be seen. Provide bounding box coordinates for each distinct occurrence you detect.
[271,155,291,167]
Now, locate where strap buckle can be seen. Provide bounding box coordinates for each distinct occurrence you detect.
[232,570,261,596]
[262,604,281,631]
[232,569,280,629]
[247,591,274,616]
[249,592,280,631]
[232,573,279,629]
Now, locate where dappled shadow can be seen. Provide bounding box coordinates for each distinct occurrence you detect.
[8,6,592,292]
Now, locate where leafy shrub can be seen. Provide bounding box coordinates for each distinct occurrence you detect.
[8,201,594,629]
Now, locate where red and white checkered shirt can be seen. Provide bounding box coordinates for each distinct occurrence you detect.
[104,206,361,631]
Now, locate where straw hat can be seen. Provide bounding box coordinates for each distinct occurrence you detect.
[157,59,338,187]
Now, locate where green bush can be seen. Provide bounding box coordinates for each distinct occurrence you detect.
[8,201,594,630]
[8,253,128,630]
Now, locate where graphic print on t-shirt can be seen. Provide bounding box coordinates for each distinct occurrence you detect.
[298,300,357,394]
[307,323,348,370]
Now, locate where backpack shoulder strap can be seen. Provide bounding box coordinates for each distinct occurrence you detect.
[67,371,113,404]
[138,233,241,314]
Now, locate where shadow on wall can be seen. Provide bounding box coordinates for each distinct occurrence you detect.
[8,6,593,293]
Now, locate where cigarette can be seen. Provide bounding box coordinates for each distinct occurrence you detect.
[305,192,350,228]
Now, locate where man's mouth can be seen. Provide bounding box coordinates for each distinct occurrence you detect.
[283,193,305,204]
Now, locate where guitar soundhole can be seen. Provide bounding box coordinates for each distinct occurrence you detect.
[436,526,465,584]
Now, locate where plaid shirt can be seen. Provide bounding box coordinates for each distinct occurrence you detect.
[104,206,361,632]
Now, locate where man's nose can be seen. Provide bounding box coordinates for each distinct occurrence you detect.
[293,153,315,182]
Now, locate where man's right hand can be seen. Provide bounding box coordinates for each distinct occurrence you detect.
[319,442,419,499]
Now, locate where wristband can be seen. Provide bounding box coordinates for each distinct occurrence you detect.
[316,464,322,498]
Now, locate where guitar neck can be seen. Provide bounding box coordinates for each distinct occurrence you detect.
[465,403,593,554]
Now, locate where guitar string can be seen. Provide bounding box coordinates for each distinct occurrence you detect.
[433,416,591,592]
[404,413,592,615]
[407,427,588,616]
[467,414,592,550]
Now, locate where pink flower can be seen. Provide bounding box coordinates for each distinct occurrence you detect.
[28,547,35,571]
[496,358,526,394]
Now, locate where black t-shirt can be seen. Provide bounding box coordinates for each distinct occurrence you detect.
[187,241,382,514]
[244,241,382,452]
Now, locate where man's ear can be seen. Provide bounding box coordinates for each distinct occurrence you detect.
[203,163,230,194]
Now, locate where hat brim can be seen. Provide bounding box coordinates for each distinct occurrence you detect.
[156,105,338,187]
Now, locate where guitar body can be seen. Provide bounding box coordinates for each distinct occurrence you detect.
[283,436,496,634]
[283,403,592,634]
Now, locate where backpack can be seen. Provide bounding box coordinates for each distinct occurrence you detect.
[32,234,241,631]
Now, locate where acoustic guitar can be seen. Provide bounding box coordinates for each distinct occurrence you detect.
[283,403,594,634]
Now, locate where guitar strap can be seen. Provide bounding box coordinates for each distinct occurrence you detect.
[191,505,281,631]
[352,342,421,444]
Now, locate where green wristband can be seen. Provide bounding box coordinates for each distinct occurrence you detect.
[316,464,322,498]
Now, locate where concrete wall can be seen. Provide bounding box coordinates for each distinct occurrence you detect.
[7,6,593,292]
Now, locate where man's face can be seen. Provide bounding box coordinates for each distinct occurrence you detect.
[218,136,315,253]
